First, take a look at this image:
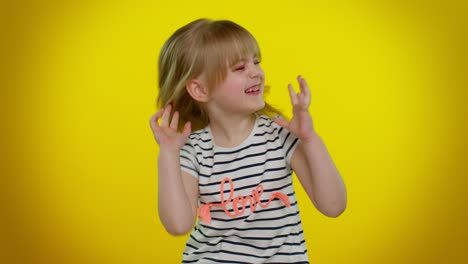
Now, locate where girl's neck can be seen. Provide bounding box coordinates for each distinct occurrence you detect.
[208,113,257,148]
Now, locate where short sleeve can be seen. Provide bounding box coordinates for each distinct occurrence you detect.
[179,139,199,179]
[277,125,300,169]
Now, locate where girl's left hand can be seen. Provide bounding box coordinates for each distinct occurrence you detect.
[273,75,318,142]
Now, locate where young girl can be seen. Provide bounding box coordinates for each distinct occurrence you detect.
[149,18,347,263]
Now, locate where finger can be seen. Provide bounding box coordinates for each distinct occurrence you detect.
[273,116,289,129]
[296,76,311,108]
[296,94,308,110]
[161,104,172,127]
[288,84,298,105]
[298,75,311,101]
[152,125,163,143]
[149,111,165,143]
[149,109,164,129]
[170,111,179,130]
[182,121,192,139]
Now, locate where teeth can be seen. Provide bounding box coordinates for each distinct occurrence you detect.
[245,87,260,93]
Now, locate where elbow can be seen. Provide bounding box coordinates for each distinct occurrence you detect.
[324,205,346,218]
[163,220,194,236]
[158,207,196,236]
[160,215,196,236]
[321,198,347,218]
[166,226,192,236]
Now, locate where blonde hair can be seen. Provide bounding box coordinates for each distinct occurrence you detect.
[157,18,283,131]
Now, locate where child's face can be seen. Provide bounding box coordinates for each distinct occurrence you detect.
[207,56,265,116]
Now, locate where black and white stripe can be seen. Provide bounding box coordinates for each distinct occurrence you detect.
[179,114,308,263]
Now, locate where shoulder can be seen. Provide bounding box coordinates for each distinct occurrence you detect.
[186,127,211,144]
[255,114,279,132]
[252,114,280,142]
[255,114,292,139]
[182,127,213,154]
[180,127,212,168]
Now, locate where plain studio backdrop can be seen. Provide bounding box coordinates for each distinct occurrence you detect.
[2,0,467,263]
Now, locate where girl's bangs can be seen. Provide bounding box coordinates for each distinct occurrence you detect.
[202,25,261,89]
[224,32,261,66]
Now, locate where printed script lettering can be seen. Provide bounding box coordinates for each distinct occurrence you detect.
[198,177,291,224]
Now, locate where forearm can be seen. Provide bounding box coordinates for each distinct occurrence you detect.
[157,151,196,235]
[301,134,347,217]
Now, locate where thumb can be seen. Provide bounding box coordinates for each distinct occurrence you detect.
[182,121,192,139]
[272,116,289,129]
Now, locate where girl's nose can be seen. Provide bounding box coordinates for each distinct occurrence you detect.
[248,64,262,78]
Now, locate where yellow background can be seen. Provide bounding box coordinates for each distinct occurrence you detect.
[2,0,467,263]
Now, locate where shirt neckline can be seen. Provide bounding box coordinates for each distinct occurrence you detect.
[207,114,260,152]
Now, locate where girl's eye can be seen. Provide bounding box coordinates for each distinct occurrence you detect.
[235,65,245,71]
[254,60,260,65]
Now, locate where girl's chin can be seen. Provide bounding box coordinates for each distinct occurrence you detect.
[253,101,266,112]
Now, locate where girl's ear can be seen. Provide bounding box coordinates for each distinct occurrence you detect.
[186,79,210,103]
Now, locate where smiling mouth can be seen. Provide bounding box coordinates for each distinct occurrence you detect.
[245,84,261,94]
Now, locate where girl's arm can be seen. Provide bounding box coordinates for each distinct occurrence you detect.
[158,152,199,235]
[290,136,347,217]
[150,104,199,235]
[274,76,347,217]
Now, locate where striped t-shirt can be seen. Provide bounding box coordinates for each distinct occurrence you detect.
[179,114,309,263]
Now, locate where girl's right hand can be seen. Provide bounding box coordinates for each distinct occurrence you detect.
[149,104,191,153]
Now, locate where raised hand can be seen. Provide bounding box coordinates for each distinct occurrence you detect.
[273,76,318,142]
[149,104,191,153]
